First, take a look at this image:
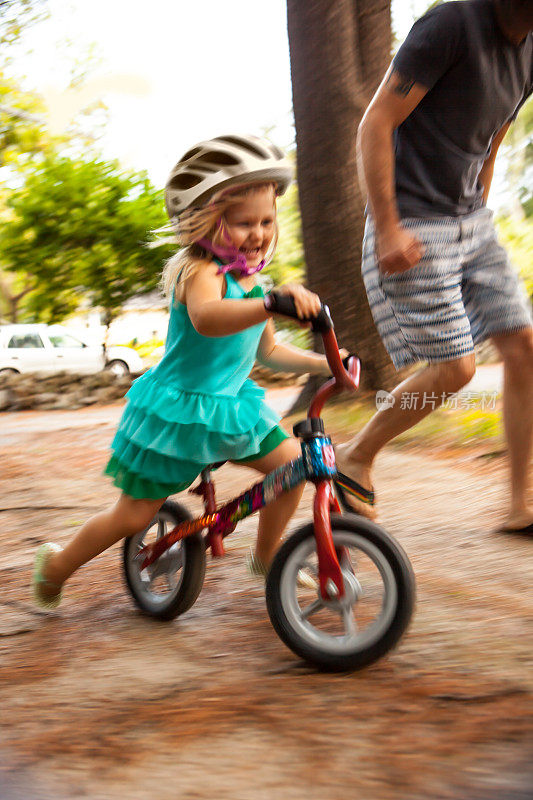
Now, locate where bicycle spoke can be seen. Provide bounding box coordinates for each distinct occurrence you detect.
[300,598,324,620]
[300,558,317,576]
[150,559,168,581]
[341,606,357,637]
[167,571,178,590]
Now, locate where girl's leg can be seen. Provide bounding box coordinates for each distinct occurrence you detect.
[234,437,303,567]
[39,494,165,598]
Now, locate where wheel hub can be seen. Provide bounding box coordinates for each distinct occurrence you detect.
[322,569,362,610]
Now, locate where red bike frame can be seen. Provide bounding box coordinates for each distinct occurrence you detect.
[137,322,360,602]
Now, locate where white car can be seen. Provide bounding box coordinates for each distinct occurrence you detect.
[0,324,144,377]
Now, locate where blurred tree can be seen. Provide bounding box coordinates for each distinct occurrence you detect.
[495,96,533,304]
[269,179,305,287]
[0,74,47,166]
[0,0,50,321]
[496,215,533,302]
[0,0,47,51]
[0,153,173,324]
[0,1,118,323]
[287,0,396,391]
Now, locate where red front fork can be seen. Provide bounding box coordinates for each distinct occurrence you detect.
[314,481,345,599]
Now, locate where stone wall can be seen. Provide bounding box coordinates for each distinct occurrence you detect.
[0,370,136,412]
[0,366,300,412]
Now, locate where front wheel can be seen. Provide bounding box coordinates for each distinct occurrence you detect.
[266,514,415,672]
[123,499,206,620]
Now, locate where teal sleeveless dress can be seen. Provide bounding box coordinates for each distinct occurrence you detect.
[104,273,286,499]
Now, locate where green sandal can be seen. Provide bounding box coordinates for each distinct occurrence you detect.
[32,543,63,610]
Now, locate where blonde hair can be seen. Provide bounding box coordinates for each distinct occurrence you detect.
[159,182,279,301]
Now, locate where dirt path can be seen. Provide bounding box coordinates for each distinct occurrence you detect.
[1,402,531,800]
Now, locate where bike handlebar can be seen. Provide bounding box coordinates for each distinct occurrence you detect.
[264,291,360,395]
[264,291,334,334]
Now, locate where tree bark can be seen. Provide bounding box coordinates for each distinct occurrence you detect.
[0,271,32,322]
[287,0,397,391]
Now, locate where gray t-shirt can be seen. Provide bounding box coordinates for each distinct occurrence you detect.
[393,0,533,218]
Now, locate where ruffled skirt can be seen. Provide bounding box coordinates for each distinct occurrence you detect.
[104,371,280,499]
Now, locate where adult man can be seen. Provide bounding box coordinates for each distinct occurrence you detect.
[336,0,533,534]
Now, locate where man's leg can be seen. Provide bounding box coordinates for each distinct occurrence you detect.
[350,213,474,517]
[336,354,476,517]
[491,327,533,531]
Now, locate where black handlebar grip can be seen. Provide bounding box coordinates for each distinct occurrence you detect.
[264,291,334,333]
[264,291,298,318]
[311,305,334,334]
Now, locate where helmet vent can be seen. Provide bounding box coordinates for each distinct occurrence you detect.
[214,136,267,159]
[196,151,241,167]
[181,147,202,161]
[169,173,202,190]
[269,143,284,159]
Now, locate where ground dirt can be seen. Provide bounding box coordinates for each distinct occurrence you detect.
[0,398,531,800]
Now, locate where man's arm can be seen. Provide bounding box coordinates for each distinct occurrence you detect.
[357,66,429,274]
[478,122,511,204]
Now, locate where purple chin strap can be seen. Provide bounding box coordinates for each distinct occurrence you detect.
[197,237,266,277]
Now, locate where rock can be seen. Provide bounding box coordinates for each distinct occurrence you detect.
[0,369,134,411]
[95,386,125,404]
[0,389,12,410]
[52,393,78,409]
[34,393,60,405]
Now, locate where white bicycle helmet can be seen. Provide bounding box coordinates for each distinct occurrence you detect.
[164,134,293,218]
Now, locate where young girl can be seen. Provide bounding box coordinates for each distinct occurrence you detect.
[32,134,339,610]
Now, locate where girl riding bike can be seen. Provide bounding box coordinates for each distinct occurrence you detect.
[32,134,345,609]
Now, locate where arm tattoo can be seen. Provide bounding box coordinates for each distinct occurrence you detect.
[386,71,415,98]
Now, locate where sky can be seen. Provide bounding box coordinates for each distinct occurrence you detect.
[13,0,433,188]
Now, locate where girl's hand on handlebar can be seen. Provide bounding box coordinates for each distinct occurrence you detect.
[275,283,321,323]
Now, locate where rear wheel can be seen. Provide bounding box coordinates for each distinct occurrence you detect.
[123,499,206,620]
[266,514,415,672]
[106,359,129,377]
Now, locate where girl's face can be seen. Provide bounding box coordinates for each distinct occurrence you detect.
[222,186,276,268]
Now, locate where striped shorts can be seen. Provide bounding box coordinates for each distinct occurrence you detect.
[362,208,533,369]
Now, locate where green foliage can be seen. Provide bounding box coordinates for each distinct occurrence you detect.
[0,152,173,323]
[262,173,311,348]
[0,70,48,166]
[0,0,48,52]
[501,96,533,216]
[496,215,533,300]
[268,179,305,287]
[304,396,504,451]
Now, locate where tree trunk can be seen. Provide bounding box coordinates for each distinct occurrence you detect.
[0,271,32,322]
[287,0,397,391]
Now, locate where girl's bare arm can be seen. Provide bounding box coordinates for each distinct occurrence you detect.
[186,263,269,337]
[186,265,323,338]
[257,320,340,376]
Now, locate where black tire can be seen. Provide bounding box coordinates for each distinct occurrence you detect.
[123,499,206,621]
[266,514,415,672]
[106,359,129,377]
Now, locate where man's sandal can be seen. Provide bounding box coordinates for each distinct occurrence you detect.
[32,543,63,610]
[334,472,376,517]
